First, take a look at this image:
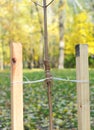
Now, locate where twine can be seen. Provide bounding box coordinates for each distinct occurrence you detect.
[11,77,89,85]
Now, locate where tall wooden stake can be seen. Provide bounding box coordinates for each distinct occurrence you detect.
[10,43,23,130]
[76,44,90,130]
[43,0,53,130]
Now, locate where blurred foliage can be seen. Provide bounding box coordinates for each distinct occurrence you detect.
[0,69,77,129]
[65,11,94,55]
[0,0,94,68]
[64,54,75,68]
[0,69,94,129]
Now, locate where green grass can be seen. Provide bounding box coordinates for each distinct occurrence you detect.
[0,69,94,129]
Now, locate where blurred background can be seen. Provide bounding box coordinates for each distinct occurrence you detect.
[1,1,94,130]
[0,0,94,70]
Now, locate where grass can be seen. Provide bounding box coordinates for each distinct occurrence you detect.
[0,69,94,129]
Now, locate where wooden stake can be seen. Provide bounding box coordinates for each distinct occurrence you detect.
[76,44,90,130]
[10,43,23,130]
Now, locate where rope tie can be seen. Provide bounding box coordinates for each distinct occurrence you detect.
[44,60,52,85]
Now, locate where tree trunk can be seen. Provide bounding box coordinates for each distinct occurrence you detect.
[58,0,65,69]
[0,54,4,70]
[0,42,4,70]
[35,5,44,68]
[58,41,64,69]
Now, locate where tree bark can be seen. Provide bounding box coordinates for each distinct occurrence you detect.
[0,41,4,70]
[58,0,65,69]
[35,5,44,68]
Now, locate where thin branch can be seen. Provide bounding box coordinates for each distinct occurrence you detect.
[31,0,55,8]
[31,0,43,8]
[74,0,84,11]
[46,0,55,7]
